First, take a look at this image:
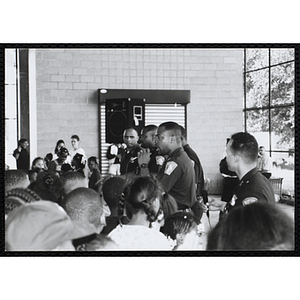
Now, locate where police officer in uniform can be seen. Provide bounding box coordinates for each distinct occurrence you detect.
[208,132,275,214]
[120,127,142,176]
[138,122,197,213]
[139,124,165,175]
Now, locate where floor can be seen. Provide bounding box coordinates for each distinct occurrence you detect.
[200,195,295,250]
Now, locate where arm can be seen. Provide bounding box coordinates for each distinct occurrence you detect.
[137,148,151,176]
[13,147,22,160]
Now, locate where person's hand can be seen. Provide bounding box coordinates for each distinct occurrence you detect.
[199,200,208,213]
[138,148,151,166]
[207,198,226,211]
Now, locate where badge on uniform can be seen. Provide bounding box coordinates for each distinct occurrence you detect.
[164,161,178,175]
[242,197,258,206]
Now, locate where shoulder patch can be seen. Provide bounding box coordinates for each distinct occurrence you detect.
[242,197,258,206]
[164,161,178,175]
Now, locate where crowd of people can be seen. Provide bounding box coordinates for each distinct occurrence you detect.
[5,122,294,251]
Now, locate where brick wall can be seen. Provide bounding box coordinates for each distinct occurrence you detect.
[35,48,244,194]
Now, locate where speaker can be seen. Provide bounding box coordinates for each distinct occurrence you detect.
[106,98,145,143]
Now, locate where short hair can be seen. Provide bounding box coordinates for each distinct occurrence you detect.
[102,176,126,212]
[62,188,103,229]
[88,156,99,166]
[31,157,44,170]
[122,176,163,224]
[18,138,28,147]
[54,139,65,154]
[159,122,182,141]
[123,127,139,136]
[141,125,157,135]
[163,212,199,240]
[178,125,187,140]
[206,202,294,251]
[71,135,80,141]
[229,132,258,163]
[5,170,29,191]
[61,171,87,196]
[31,170,63,204]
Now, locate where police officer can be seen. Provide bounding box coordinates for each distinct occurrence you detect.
[139,124,164,174]
[120,127,142,176]
[138,122,197,212]
[208,132,275,213]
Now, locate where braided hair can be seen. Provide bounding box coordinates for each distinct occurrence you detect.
[121,176,163,226]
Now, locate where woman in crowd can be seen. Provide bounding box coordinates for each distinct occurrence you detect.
[48,147,71,175]
[163,212,203,250]
[87,156,101,193]
[206,202,294,251]
[108,176,172,250]
[53,139,71,164]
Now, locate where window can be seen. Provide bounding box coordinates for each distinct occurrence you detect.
[244,48,295,197]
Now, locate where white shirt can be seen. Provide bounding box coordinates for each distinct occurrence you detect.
[108,224,172,250]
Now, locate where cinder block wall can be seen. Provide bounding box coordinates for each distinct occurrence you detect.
[35,48,243,194]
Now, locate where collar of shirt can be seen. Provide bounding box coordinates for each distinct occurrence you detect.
[167,147,183,161]
[239,167,259,186]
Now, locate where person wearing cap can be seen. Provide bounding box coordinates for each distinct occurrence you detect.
[61,187,111,234]
[138,122,197,213]
[5,200,97,251]
[5,169,30,192]
[48,147,71,175]
[208,132,275,214]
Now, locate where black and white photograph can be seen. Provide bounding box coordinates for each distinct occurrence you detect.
[3,45,296,253]
[1,3,299,300]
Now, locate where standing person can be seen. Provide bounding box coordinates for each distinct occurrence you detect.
[219,138,239,203]
[70,135,87,177]
[140,125,165,174]
[208,132,275,214]
[257,146,272,178]
[13,138,30,170]
[87,156,101,193]
[48,147,71,175]
[119,127,142,176]
[138,122,197,214]
[106,143,125,176]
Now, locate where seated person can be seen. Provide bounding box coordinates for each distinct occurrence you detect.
[206,202,294,251]
[108,176,172,250]
[257,146,272,178]
[61,171,88,198]
[5,200,97,251]
[61,187,111,234]
[100,176,127,235]
[73,233,119,251]
[31,157,45,172]
[5,169,30,192]
[31,170,64,204]
[163,212,203,250]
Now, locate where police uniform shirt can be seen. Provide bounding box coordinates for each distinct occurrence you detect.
[183,144,205,197]
[228,167,275,211]
[157,147,196,209]
[120,145,142,175]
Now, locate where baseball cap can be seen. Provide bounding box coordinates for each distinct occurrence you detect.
[5,200,97,251]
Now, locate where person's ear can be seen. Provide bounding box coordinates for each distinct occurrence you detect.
[176,233,185,245]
